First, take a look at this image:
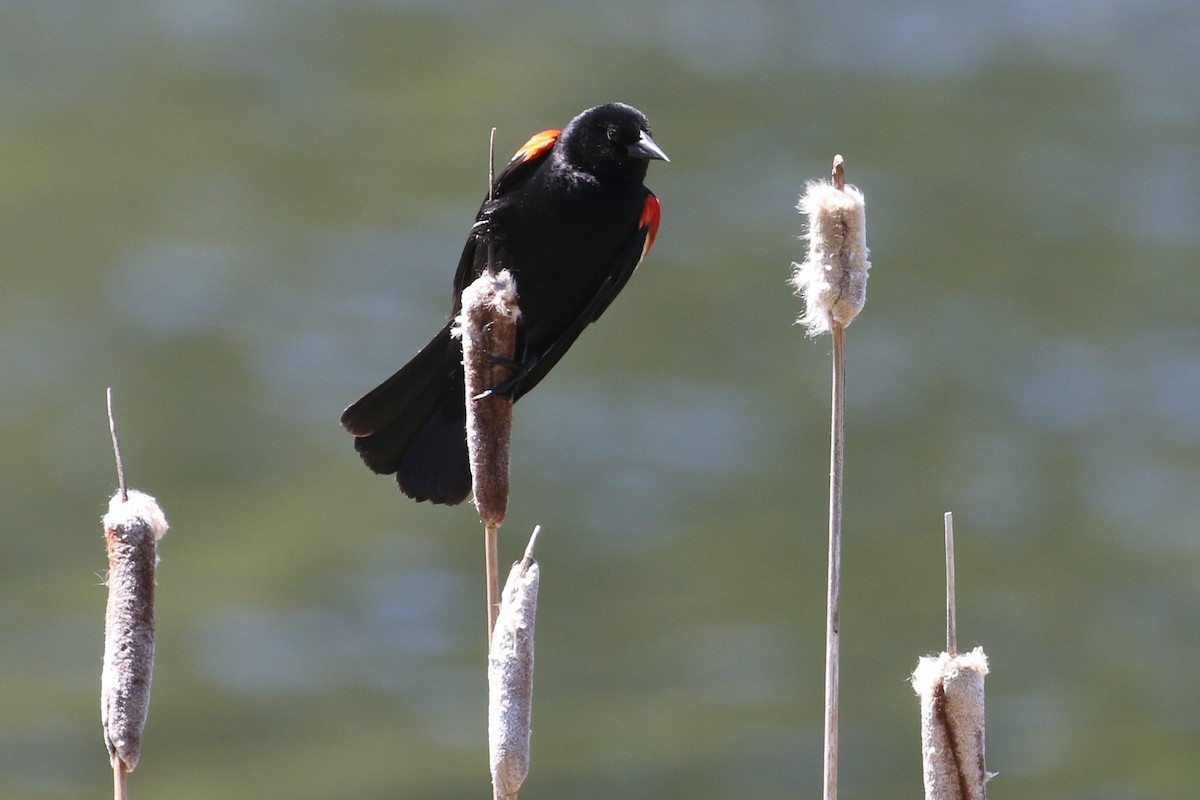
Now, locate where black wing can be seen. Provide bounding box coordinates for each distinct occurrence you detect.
[511,190,659,401]
[450,128,561,316]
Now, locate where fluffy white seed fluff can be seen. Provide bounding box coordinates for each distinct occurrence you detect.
[791,180,870,335]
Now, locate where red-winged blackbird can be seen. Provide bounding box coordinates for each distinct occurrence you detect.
[341,102,668,504]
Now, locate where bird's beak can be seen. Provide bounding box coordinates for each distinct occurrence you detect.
[628,130,670,163]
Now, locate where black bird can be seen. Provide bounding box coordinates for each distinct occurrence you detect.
[341,102,668,504]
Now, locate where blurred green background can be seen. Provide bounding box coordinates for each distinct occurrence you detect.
[2,1,1199,798]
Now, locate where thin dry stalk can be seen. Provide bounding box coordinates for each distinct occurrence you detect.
[106,388,127,502]
[945,512,957,655]
[823,320,846,800]
[113,764,127,800]
[485,523,501,641]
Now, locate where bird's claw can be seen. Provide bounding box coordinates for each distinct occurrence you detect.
[473,354,531,400]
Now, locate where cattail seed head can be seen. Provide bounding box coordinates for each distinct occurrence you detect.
[101,489,168,773]
[455,269,521,526]
[488,543,539,799]
[912,646,992,800]
[791,171,870,335]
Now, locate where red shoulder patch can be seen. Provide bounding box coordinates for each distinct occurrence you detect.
[639,193,661,260]
[511,129,560,164]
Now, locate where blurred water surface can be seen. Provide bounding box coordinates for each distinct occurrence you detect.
[2,1,1199,798]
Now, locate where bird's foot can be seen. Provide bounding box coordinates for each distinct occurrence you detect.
[472,355,530,400]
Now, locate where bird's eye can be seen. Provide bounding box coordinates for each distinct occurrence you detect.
[606,125,619,142]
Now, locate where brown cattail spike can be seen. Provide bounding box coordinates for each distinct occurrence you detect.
[456,269,521,527]
[100,490,168,774]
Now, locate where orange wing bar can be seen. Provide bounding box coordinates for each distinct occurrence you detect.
[511,129,560,164]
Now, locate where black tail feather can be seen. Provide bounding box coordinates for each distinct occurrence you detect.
[342,325,472,505]
[392,396,471,504]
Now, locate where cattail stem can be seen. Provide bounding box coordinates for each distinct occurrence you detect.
[945,512,957,656]
[113,764,127,800]
[485,523,501,642]
[822,320,846,800]
[106,388,127,502]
